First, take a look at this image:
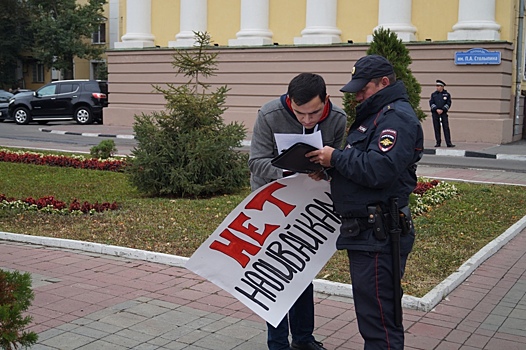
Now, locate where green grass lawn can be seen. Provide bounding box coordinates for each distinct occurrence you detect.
[1,160,525,297]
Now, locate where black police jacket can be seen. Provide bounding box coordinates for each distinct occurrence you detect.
[429,89,451,115]
[329,80,424,253]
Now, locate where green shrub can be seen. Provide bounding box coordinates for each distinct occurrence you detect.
[0,270,38,350]
[127,32,249,197]
[90,139,117,159]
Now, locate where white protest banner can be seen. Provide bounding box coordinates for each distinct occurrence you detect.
[185,174,341,327]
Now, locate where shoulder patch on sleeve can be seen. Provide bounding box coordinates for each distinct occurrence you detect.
[378,129,397,152]
[382,104,395,113]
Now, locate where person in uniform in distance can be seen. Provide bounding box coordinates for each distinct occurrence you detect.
[430,79,455,147]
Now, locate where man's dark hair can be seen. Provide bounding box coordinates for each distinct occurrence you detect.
[287,73,327,106]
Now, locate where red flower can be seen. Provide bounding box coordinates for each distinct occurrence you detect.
[2,194,118,214]
[0,150,126,172]
[413,179,440,195]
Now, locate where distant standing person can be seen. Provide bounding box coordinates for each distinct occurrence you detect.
[248,72,347,350]
[429,79,455,147]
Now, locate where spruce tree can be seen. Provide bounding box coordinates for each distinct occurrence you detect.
[127,32,248,197]
[367,28,425,121]
[0,270,38,350]
[343,28,426,126]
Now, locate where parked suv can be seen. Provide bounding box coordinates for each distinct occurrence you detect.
[0,90,14,122]
[8,80,108,125]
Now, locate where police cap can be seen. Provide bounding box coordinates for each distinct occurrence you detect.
[340,55,395,93]
[436,79,446,86]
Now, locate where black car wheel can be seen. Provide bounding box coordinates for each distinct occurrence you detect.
[13,107,31,125]
[74,106,93,124]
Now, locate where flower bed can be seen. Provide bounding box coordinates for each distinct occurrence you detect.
[412,178,458,216]
[0,149,126,172]
[0,148,456,216]
[0,194,118,215]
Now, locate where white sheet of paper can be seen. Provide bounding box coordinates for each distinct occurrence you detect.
[274,131,323,154]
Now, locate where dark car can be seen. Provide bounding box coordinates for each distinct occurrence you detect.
[12,88,33,95]
[0,90,14,122]
[8,80,108,125]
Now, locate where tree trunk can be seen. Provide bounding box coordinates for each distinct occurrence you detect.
[62,55,74,80]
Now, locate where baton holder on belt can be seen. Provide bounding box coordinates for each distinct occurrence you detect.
[389,198,403,327]
[368,205,387,240]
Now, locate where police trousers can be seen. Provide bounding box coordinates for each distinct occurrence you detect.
[348,250,409,350]
[432,112,452,145]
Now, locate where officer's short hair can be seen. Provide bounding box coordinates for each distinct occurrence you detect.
[287,73,327,106]
[371,73,396,86]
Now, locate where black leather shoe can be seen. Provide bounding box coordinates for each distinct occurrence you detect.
[290,340,326,350]
[447,144,456,148]
[434,143,441,147]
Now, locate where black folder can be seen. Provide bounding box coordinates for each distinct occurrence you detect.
[271,142,323,174]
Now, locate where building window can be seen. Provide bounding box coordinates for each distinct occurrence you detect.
[32,63,44,82]
[91,60,107,80]
[92,23,106,44]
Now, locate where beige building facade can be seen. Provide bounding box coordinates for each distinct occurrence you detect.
[105,0,526,144]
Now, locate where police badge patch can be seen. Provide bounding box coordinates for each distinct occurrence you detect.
[378,129,397,152]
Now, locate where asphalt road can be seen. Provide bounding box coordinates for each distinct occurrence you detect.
[419,154,526,173]
[0,120,137,156]
[1,119,525,173]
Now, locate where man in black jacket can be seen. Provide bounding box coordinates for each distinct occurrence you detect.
[307,54,423,350]
[429,79,455,147]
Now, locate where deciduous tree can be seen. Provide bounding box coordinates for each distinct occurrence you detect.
[0,0,32,89]
[28,0,107,80]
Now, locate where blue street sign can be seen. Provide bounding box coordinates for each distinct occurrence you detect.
[455,48,501,65]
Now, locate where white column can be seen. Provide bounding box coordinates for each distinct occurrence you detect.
[108,0,120,49]
[114,0,155,49]
[294,0,341,45]
[448,0,500,40]
[368,0,417,42]
[169,0,208,48]
[228,0,273,46]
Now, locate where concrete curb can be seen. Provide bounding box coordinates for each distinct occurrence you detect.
[36,128,525,160]
[314,214,526,311]
[423,148,526,161]
[2,213,526,312]
[39,128,136,140]
[39,128,252,146]
[0,232,188,266]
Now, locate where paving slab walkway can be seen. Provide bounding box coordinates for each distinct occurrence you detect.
[1,147,526,349]
[1,227,526,350]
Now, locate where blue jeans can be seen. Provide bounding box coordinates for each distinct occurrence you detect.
[267,283,315,350]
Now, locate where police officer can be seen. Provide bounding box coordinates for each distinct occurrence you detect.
[429,79,455,147]
[307,55,423,350]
